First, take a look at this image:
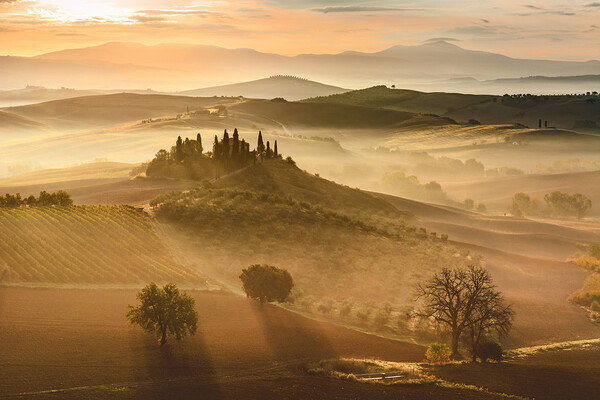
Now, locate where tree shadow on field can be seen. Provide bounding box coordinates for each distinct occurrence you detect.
[128,325,223,400]
[249,300,338,367]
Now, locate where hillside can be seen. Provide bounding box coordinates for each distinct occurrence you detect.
[306,86,600,131]
[0,161,135,186]
[0,205,202,286]
[151,158,469,341]
[2,93,239,130]
[181,76,349,101]
[229,98,422,130]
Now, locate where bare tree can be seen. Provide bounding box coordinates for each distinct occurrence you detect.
[416,265,513,357]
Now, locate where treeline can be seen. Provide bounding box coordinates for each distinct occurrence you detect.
[146,130,280,180]
[0,190,73,208]
[511,191,592,219]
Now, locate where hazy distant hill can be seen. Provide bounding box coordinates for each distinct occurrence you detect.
[2,41,598,92]
[180,76,349,101]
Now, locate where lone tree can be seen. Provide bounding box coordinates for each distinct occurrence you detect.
[416,266,513,358]
[127,283,198,345]
[239,264,294,304]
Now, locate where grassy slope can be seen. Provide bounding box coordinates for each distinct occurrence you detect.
[304,86,600,130]
[0,161,135,186]
[152,159,469,339]
[303,85,493,115]
[2,93,240,130]
[0,205,202,286]
[229,98,419,130]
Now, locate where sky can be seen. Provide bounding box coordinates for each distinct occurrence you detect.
[0,0,599,60]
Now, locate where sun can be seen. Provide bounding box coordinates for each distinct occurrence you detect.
[30,1,134,23]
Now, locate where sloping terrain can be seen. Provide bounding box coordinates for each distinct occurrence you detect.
[2,93,239,130]
[305,86,600,131]
[0,205,202,285]
[0,161,134,186]
[0,287,515,400]
[181,76,349,101]
[443,170,600,217]
[380,193,600,346]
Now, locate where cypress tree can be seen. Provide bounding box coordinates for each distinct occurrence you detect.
[197,133,203,154]
[257,131,265,154]
[232,128,240,159]
[266,141,272,158]
[274,140,278,157]
[213,135,219,160]
[240,139,247,164]
[222,129,230,158]
[175,136,183,162]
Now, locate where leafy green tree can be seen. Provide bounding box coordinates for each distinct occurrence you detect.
[426,343,452,364]
[239,264,294,304]
[127,283,198,345]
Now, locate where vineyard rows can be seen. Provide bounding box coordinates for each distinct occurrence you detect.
[0,205,201,285]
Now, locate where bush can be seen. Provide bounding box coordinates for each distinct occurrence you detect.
[425,343,452,364]
[239,264,294,304]
[477,341,503,362]
[440,233,449,241]
[591,300,600,312]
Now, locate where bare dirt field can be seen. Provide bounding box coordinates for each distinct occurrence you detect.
[432,343,600,400]
[0,287,515,400]
[381,193,600,347]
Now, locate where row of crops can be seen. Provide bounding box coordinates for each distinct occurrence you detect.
[0,205,202,285]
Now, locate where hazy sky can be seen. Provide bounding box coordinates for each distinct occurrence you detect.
[1,0,599,60]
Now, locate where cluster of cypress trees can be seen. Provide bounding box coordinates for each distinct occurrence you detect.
[147,129,281,180]
[213,129,280,174]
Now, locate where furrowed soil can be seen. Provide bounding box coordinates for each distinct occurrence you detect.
[0,287,510,400]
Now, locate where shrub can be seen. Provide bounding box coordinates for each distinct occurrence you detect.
[239,264,294,304]
[425,343,452,364]
[591,300,600,312]
[477,341,503,362]
[440,233,449,241]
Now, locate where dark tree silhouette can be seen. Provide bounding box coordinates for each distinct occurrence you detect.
[127,283,198,345]
[196,133,203,154]
[232,128,239,158]
[257,131,265,154]
[239,264,294,304]
[274,140,278,157]
[266,141,272,158]
[416,265,513,357]
[175,136,183,162]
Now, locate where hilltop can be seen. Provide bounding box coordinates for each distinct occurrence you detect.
[180,76,349,101]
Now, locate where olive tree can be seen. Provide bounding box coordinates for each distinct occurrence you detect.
[127,283,198,345]
[239,264,293,304]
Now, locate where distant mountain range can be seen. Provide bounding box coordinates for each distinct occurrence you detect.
[1,41,599,93]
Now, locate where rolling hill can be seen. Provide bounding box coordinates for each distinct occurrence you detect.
[1,93,240,130]
[0,205,203,285]
[306,86,600,131]
[180,76,349,101]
